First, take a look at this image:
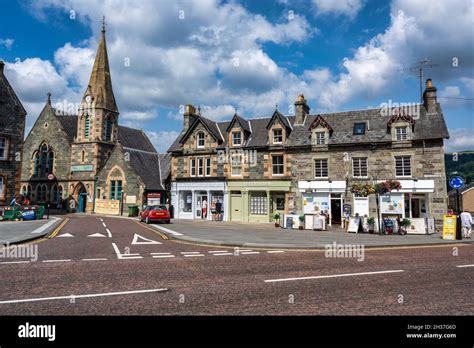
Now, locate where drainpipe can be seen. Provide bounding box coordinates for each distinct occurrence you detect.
[92,176,98,213]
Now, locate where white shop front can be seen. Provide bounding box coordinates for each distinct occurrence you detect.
[298,181,346,226]
[378,179,435,234]
[171,181,228,221]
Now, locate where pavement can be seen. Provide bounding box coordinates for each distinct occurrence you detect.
[149,218,474,249]
[0,217,63,244]
[0,215,472,315]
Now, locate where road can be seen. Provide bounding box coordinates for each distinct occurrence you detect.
[0,215,472,315]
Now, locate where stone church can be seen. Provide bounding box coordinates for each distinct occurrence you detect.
[20,25,170,214]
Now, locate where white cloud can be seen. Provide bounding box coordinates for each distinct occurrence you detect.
[0,38,14,50]
[445,128,474,152]
[146,130,180,152]
[312,0,364,19]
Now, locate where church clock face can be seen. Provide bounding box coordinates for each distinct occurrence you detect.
[85,95,92,104]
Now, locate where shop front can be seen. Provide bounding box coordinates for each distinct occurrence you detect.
[298,181,346,226]
[227,180,292,223]
[171,180,228,221]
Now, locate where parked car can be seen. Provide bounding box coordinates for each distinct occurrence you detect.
[139,205,171,224]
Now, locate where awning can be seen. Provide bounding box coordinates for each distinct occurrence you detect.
[298,180,346,193]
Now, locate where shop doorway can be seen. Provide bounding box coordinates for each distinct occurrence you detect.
[230,191,243,221]
[77,185,87,213]
[271,192,286,221]
[331,198,342,224]
[196,193,208,219]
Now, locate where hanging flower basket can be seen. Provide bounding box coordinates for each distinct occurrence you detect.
[376,180,402,195]
[351,180,402,197]
[350,183,376,197]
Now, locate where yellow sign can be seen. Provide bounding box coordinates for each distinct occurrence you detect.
[442,215,457,240]
[95,199,120,215]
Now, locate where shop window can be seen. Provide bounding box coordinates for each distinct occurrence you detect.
[396,126,408,141]
[0,177,4,199]
[0,137,7,160]
[232,131,241,146]
[180,191,192,213]
[250,192,267,215]
[352,157,368,178]
[395,156,411,177]
[272,155,284,175]
[272,129,283,144]
[314,158,328,178]
[196,132,205,148]
[110,180,123,200]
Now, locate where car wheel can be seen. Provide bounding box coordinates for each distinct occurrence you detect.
[166,220,171,224]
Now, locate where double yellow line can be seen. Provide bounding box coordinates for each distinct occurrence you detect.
[25,218,69,245]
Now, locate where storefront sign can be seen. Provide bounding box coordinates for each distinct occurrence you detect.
[380,193,404,214]
[126,195,137,204]
[353,197,369,217]
[71,165,93,172]
[95,199,120,215]
[347,217,362,233]
[343,203,352,215]
[406,218,426,234]
[442,215,457,240]
[147,193,161,206]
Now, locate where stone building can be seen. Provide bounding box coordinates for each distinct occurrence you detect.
[20,25,169,214]
[0,61,26,205]
[448,183,474,213]
[169,80,449,227]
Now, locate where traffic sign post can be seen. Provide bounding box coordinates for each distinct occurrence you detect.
[449,176,465,214]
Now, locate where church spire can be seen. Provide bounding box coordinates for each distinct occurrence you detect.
[84,16,118,112]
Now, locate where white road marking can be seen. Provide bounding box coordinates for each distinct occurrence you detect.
[208,250,231,253]
[88,233,106,237]
[241,251,260,255]
[265,270,405,283]
[132,233,161,245]
[99,219,103,222]
[456,264,474,268]
[148,224,183,236]
[31,218,59,234]
[150,252,172,255]
[212,253,233,256]
[106,228,112,238]
[152,255,175,258]
[0,261,30,264]
[42,259,71,263]
[0,288,168,305]
[82,258,108,262]
[184,254,204,257]
[57,233,74,237]
[267,250,285,254]
[112,243,142,259]
[102,222,107,228]
[180,251,201,254]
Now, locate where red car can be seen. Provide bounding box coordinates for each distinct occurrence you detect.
[139,205,171,224]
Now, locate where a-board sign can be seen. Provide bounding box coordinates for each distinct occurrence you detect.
[442,215,457,240]
[347,217,362,233]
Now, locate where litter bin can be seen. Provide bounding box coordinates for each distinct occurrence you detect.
[128,205,139,217]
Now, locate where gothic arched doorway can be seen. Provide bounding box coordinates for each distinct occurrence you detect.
[75,183,87,213]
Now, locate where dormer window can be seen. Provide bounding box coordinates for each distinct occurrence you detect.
[232,131,241,147]
[315,132,325,145]
[353,123,366,135]
[196,131,205,148]
[272,129,283,144]
[396,126,408,141]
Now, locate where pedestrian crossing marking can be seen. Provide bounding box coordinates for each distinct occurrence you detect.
[88,233,106,237]
[57,233,74,237]
[131,234,162,245]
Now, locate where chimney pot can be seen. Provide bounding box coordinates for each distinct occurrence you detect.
[294,94,310,125]
[423,78,437,113]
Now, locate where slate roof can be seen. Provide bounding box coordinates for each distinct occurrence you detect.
[55,113,167,190]
[168,102,449,152]
[0,63,27,116]
[448,183,474,196]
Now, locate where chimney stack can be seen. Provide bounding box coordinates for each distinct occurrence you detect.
[183,104,198,131]
[294,94,309,125]
[423,78,437,113]
[0,61,5,75]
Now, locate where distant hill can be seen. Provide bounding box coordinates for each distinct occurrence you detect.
[445,151,474,184]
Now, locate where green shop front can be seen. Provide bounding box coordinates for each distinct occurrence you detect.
[227,180,292,223]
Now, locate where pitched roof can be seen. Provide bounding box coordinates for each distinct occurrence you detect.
[84,28,118,112]
[125,148,165,191]
[0,63,27,116]
[266,110,292,130]
[179,115,224,145]
[448,183,474,196]
[168,102,449,152]
[226,113,251,133]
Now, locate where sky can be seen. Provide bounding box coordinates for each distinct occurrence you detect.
[0,0,473,153]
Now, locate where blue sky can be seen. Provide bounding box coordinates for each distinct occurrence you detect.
[0,0,473,152]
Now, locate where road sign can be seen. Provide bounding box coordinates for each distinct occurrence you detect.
[449,176,465,189]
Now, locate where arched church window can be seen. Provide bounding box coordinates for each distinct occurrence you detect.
[84,114,90,139]
[34,144,54,178]
[105,117,113,141]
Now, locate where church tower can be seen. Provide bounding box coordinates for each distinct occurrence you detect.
[71,18,119,181]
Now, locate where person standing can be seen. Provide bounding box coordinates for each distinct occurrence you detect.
[202,198,208,219]
[460,210,473,239]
